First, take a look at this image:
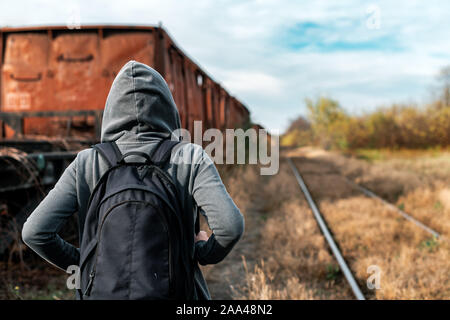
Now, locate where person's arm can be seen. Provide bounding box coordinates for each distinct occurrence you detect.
[21,158,80,271]
[192,150,244,265]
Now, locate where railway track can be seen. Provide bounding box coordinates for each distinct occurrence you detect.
[341,177,441,239]
[287,158,366,300]
[287,156,444,300]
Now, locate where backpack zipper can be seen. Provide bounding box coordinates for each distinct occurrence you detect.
[84,200,173,297]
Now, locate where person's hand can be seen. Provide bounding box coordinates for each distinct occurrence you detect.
[195,231,209,243]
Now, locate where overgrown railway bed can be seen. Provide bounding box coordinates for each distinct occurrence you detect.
[287,155,449,299]
[1,145,449,299]
[288,158,365,300]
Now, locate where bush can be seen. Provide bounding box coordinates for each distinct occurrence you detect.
[306,96,349,149]
[283,96,450,150]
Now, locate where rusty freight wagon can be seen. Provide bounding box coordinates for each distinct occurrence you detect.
[0,25,250,256]
[0,25,250,140]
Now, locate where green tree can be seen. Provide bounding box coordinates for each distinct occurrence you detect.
[306,96,349,149]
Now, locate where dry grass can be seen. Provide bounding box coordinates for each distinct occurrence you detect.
[395,184,450,236]
[199,165,264,299]
[240,259,316,300]
[287,148,450,299]
[0,261,74,300]
[291,147,450,237]
[318,197,450,299]
[5,146,448,299]
[227,160,353,300]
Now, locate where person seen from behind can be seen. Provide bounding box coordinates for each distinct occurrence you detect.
[21,60,245,300]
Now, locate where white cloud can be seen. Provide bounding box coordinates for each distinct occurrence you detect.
[219,71,284,96]
[0,0,449,132]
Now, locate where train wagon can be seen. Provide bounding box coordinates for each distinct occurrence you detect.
[0,25,250,141]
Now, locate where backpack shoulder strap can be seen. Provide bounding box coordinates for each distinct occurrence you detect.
[150,139,183,166]
[92,141,123,168]
[151,139,200,232]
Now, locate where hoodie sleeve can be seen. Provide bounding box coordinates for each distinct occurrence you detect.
[21,158,80,271]
[191,149,244,265]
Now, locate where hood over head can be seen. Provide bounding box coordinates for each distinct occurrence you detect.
[101,60,181,143]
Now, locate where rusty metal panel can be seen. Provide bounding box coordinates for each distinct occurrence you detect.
[153,28,166,77]
[2,32,49,111]
[227,97,235,128]
[100,30,155,78]
[163,43,188,129]
[0,25,251,140]
[162,45,175,114]
[219,87,229,130]
[2,32,50,137]
[0,30,3,137]
[240,102,250,125]
[228,97,242,129]
[203,76,215,129]
[184,62,204,135]
[211,82,221,129]
[49,31,101,111]
[234,100,250,128]
[173,50,187,129]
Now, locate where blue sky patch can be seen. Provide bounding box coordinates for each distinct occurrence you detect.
[281,21,403,52]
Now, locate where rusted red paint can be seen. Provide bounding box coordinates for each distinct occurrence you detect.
[0,30,3,138]
[219,87,228,130]
[227,96,249,129]
[183,60,205,135]
[0,25,250,139]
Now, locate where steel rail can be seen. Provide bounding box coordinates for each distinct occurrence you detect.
[342,177,441,239]
[287,158,366,300]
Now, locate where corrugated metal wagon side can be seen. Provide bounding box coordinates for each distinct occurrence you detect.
[0,25,252,140]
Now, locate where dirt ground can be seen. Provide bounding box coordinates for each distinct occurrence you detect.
[200,193,263,299]
[199,165,264,299]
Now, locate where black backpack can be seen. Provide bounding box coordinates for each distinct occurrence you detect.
[78,139,197,300]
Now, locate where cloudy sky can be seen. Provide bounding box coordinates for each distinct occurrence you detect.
[1,0,449,132]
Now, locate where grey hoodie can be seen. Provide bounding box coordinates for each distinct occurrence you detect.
[21,61,245,300]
